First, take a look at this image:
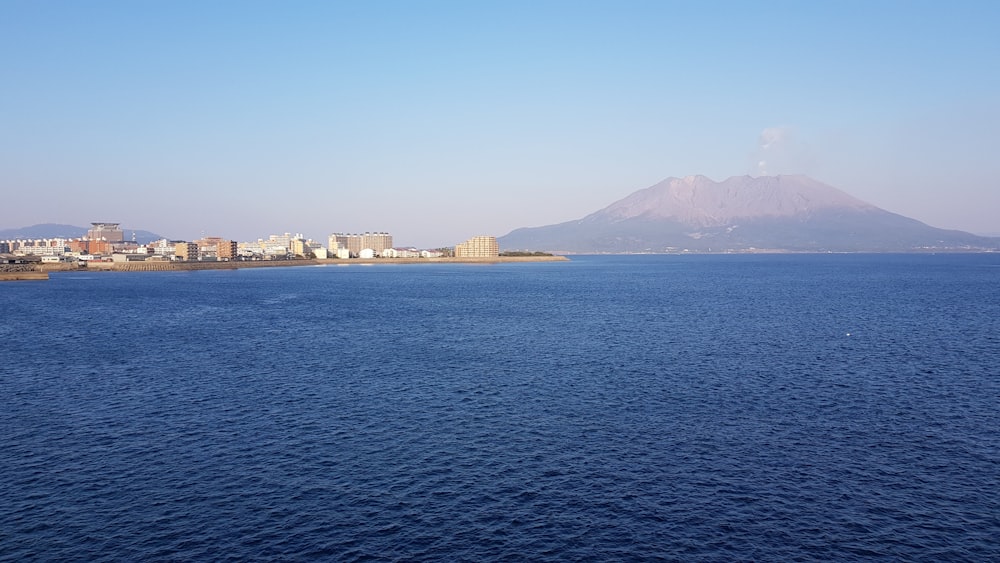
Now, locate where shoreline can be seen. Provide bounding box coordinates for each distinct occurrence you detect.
[50,255,570,274]
[0,271,50,281]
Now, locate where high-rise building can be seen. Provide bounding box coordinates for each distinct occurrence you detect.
[87,223,124,242]
[455,235,499,258]
[329,232,393,257]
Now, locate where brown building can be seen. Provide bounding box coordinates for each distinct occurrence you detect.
[175,242,199,261]
[87,222,125,243]
[87,240,112,255]
[195,237,238,260]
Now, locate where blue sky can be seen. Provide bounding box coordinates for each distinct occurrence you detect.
[2,0,998,245]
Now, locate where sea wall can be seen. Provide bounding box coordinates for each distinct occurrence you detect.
[76,255,569,273]
[0,264,49,281]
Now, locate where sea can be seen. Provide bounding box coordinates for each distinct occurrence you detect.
[2,254,998,561]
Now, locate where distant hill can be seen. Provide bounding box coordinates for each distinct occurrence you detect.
[499,175,999,253]
[0,224,166,244]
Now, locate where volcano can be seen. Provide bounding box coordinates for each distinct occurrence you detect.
[499,175,997,253]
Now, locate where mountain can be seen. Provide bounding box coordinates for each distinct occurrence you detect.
[0,224,167,244]
[499,175,999,253]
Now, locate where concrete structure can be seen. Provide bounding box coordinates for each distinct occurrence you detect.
[10,239,68,256]
[175,242,199,261]
[329,232,393,257]
[383,248,421,258]
[86,240,112,255]
[150,239,180,257]
[87,223,125,242]
[455,235,499,258]
[306,242,328,259]
[291,237,325,258]
[195,237,238,260]
[250,232,303,258]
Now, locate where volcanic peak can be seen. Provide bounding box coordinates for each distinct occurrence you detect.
[591,174,875,227]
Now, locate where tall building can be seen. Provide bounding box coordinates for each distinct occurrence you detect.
[329,232,393,257]
[87,223,124,242]
[455,235,499,258]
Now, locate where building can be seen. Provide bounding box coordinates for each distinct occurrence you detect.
[87,223,125,243]
[329,232,393,257]
[175,242,199,261]
[382,247,421,258]
[306,241,327,259]
[195,237,238,260]
[11,239,68,256]
[258,232,303,258]
[149,239,181,257]
[85,240,112,255]
[455,235,499,258]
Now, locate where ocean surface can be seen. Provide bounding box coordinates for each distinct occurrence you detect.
[2,254,998,561]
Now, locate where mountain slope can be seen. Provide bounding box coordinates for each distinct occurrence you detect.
[500,175,998,252]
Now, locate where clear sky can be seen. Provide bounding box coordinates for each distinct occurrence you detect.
[2,0,998,246]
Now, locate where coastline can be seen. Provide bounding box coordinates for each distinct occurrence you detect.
[45,255,569,275]
[0,271,50,281]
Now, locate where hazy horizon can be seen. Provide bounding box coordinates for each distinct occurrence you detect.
[3,1,998,247]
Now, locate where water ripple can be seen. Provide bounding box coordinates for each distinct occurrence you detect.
[2,255,999,561]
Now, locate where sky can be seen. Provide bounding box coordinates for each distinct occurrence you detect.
[2,0,999,246]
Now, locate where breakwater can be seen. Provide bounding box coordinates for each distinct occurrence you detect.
[0,264,49,281]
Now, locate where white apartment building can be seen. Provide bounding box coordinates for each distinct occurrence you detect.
[455,235,499,258]
[329,232,393,257]
[14,239,69,256]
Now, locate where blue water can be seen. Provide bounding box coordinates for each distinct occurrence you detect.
[2,254,999,561]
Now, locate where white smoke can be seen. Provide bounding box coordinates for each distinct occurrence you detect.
[751,126,813,176]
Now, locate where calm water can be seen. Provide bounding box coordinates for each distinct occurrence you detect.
[2,254,998,561]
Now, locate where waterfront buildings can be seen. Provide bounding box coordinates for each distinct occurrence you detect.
[175,242,199,261]
[455,236,499,258]
[4,222,506,263]
[87,223,124,243]
[150,239,183,257]
[328,232,393,257]
[194,237,238,260]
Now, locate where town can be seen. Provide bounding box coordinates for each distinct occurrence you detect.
[1,222,505,265]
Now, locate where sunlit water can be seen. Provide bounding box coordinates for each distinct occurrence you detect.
[2,254,998,561]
